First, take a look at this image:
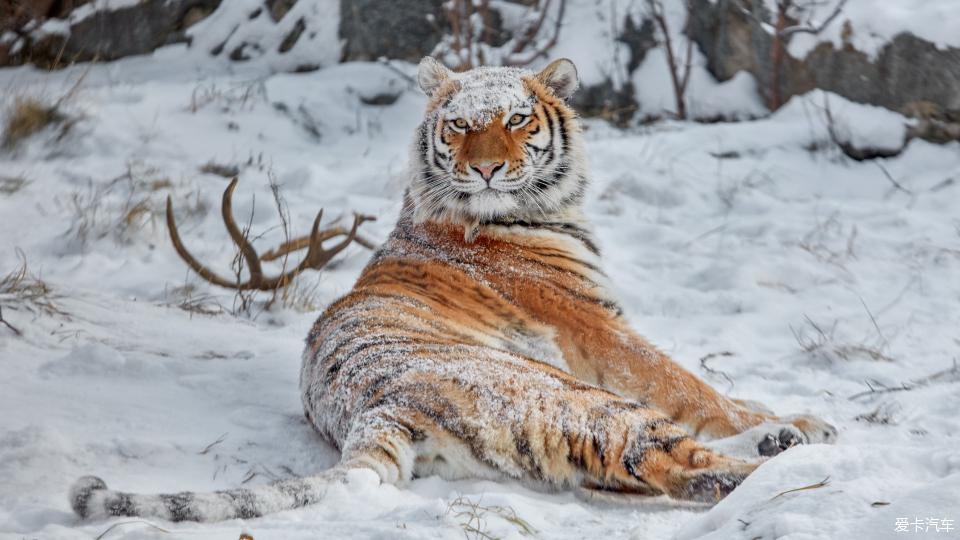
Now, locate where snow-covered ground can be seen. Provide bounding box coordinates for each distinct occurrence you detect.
[1,50,959,540]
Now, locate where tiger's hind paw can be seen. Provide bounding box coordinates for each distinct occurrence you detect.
[706,415,837,459]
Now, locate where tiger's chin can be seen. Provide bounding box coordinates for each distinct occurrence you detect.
[463,189,523,221]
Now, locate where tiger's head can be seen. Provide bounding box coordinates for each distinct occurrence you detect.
[410,57,587,227]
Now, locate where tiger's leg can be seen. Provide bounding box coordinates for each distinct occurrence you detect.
[500,269,837,453]
[562,401,759,504]
[558,321,837,452]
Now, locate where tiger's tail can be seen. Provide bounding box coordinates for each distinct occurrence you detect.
[69,464,375,523]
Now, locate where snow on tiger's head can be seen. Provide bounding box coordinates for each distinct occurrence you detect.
[410,58,589,225]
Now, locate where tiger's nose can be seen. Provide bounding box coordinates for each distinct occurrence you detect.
[470,161,505,182]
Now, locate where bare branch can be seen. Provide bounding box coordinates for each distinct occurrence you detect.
[848,360,960,401]
[0,306,22,336]
[646,0,692,119]
[781,0,848,37]
[166,180,375,292]
[698,351,736,393]
[504,0,567,66]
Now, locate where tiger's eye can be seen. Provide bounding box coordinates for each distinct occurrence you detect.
[452,118,468,129]
[509,114,526,126]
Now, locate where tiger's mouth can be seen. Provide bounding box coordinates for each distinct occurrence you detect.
[449,175,529,195]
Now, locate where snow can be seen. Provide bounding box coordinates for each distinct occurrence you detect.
[773,89,912,152]
[25,0,341,73]
[2,36,959,540]
[547,0,632,89]
[632,48,768,120]
[787,0,960,61]
[186,0,341,72]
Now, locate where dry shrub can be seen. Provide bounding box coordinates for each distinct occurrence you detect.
[445,495,535,540]
[62,161,205,250]
[0,174,29,194]
[1,96,70,149]
[0,251,66,335]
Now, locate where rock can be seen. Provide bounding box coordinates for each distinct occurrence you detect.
[688,0,960,130]
[3,0,222,68]
[569,12,655,126]
[339,0,446,63]
[570,80,638,127]
[805,33,960,117]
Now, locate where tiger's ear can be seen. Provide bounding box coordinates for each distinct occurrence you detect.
[536,58,579,100]
[418,57,452,96]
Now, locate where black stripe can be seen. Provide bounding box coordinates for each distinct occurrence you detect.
[106,492,137,517]
[160,492,200,522]
[222,488,260,518]
[481,219,601,256]
[540,104,557,168]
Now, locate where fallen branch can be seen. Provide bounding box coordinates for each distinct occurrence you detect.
[848,359,960,401]
[874,162,913,196]
[699,351,736,393]
[198,432,229,455]
[94,520,169,539]
[771,476,831,500]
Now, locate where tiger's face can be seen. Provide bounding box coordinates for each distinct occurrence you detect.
[411,58,587,225]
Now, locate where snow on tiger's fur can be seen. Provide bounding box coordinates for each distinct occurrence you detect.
[70,58,836,523]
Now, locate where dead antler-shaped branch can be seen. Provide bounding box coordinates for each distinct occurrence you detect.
[166,178,374,291]
[260,227,377,261]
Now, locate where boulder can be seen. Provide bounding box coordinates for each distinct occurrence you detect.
[687,0,960,121]
[2,0,221,68]
[339,0,446,63]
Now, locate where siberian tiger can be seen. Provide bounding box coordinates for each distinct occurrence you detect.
[70,57,836,523]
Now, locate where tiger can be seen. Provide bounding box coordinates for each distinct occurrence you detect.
[70,57,837,523]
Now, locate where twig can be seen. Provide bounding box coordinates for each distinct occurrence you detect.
[504,0,568,66]
[198,432,228,455]
[848,380,913,401]
[699,351,736,393]
[645,0,693,119]
[376,58,417,87]
[874,162,913,196]
[94,520,169,539]
[848,359,960,401]
[770,476,831,500]
[683,224,728,247]
[857,294,887,349]
[0,306,22,336]
[854,401,899,425]
[781,0,849,38]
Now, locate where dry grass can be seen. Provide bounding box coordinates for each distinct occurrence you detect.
[445,495,536,540]
[165,284,226,317]
[199,161,241,178]
[791,315,896,364]
[0,96,69,149]
[63,161,205,250]
[1,60,90,150]
[0,174,29,194]
[226,173,334,317]
[0,251,66,335]
[855,401,900,425]
[188,79,266,114]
